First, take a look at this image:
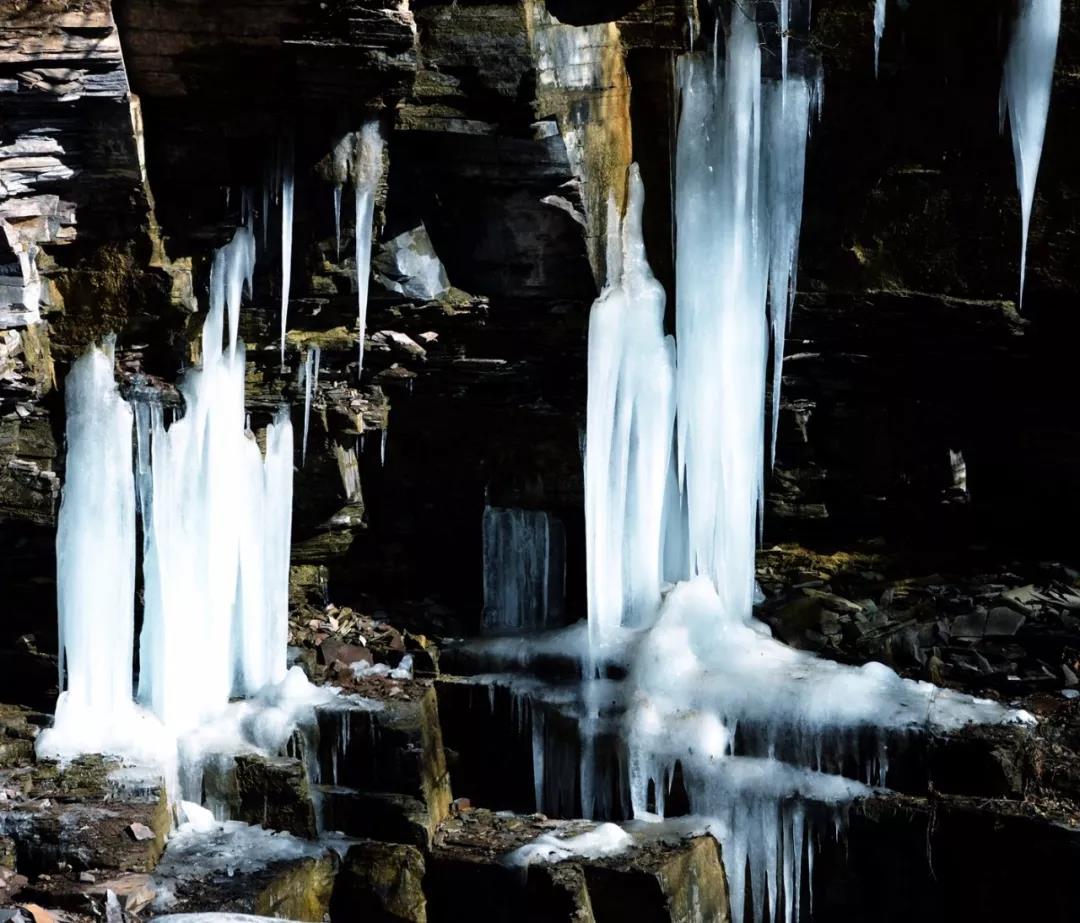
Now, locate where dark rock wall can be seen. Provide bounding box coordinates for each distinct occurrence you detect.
[3,0,1080,704]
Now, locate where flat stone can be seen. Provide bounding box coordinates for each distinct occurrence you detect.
[984,606,1025,637]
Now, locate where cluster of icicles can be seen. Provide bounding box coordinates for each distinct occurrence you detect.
[875,0,1061,304]
[39,211,295,765]
[279,118,384,370]
[40,118,386,784]
[574,5,1035,923]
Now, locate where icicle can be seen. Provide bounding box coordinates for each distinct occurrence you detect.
[302,346,320,466]
[333,184,343,260]
[781,0,790,80]
[279,143,295,366]
[1000,0,1060,306]
[874,0,887,77]
[353,120,385,377]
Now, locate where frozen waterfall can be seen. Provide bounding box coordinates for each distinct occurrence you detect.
[574,5,1035,921]
[137,222,295,732]
[36,341,150,760]
[1000,0,1060,306]
[353,120,384,376]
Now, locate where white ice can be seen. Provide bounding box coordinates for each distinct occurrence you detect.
[36,341,173,766]
[1000,0,1060,305]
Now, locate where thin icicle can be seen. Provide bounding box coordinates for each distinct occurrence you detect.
[279,143,295,365]
[302,346,320,466]
[1000,0,1060,306]
[333,184,343,260]
[353,120,385,377]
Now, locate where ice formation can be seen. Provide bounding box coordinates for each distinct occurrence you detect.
[573,5,1034,920]
[1000,0,1060,305]
[35,341,168,762]
[873,0,887,76]
[353,120,384,375]
[137,222,294,732]
[279,153,295,365]
[482,506,567,633]
[584,168,677,649]
[301,346,321,466]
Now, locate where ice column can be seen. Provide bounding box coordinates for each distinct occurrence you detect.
[354,120,385,376]
[1000,0,1060,305]
[674,15,812,617]
[43,341,137,753]
[138,222,294,731]
[584,166,677,650]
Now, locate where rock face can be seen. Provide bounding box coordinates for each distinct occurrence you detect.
[3,1,1080,919]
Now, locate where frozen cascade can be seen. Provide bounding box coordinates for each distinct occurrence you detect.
[137,222,295,732]
[301,346,321,466]
[584,166,677,650]
[1000,0,1060,305]
[353,120,384,376]
[673,17,813,602]
[36,342,170,763]
[873,0,886,76]
[572,6,1036,922]
[482,506,567,633]
[279,152,295,365]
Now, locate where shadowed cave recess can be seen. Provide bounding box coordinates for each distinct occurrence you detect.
[1,1,1080,922]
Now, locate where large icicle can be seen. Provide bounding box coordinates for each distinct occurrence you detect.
[873,0,887,76]
[584,166,677,650]
[1000,0,1060,305]
[353,120,384,376]
[137,222,294,731]
[36,342,142,758]
[671,8,814,596]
